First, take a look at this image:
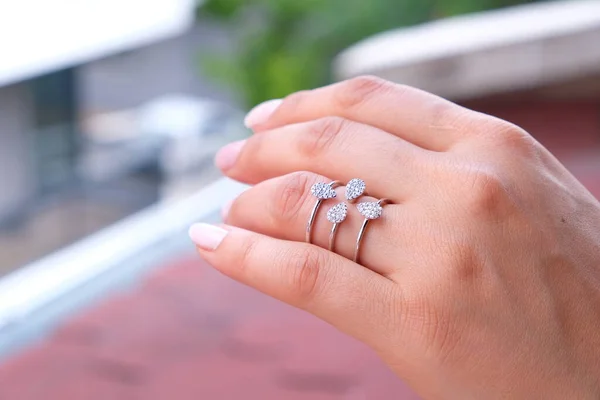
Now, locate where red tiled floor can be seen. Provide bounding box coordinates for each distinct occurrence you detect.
[0,259,419,399]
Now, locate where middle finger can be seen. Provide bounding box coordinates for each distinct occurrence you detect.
[216,117,434,200]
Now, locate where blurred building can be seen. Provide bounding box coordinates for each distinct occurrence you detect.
[0,0,243,274]
[336,0,600,197]
[0,0,195,219]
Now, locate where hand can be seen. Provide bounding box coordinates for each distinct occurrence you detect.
[189,76,600,399]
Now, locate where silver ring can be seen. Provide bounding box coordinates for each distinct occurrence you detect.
[306,181,342,243]
[327,178,368,252]
[354,198,392,264]
[326,202,348,252]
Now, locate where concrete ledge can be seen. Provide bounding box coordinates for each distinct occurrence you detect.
[335,0,600,100]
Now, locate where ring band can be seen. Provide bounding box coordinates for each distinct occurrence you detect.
[306,180,342,243]
[353,198,392,264]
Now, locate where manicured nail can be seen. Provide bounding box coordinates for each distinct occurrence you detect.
[188,223,228,251]
[244,99,282,128]
[221,199,233,221]
[215,139,246,171]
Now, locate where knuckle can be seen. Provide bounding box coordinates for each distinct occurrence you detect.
[462,171,510,217]
[271,172,314,226]
[476,118,537,154]
[335,75,390,110]
[299,117,347,157]
[287,248,326,304]
[428,98,463,129]
[496,123,538,154]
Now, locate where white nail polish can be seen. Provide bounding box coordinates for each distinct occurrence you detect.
[188,223,228,250]
[244,99,282,128]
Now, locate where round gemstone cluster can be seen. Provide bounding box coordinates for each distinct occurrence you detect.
[356,202,383,220]
[311,182,337,199]
[327,203,348,223]
[345,178,366,201]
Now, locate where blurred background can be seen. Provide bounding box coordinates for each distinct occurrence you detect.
[0,0,598,399]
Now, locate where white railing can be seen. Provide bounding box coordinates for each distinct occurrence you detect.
[0,177,247,357]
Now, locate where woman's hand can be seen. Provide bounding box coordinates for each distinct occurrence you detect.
[189,76,600,399]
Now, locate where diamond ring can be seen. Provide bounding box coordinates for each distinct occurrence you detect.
[354,198,392,264]
[306,181,342,243]
[326,202,348,251]
[326,178,368,252]
[345,178,367,203]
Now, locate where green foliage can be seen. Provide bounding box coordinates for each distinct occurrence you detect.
[198,0,543,107]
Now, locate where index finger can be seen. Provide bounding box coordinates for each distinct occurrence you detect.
[248,76,487,152]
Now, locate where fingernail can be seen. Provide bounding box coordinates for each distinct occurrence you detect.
[188,223,228,251]
[221,199,233,221]
[244,99,282,128]
[215,140,246,171]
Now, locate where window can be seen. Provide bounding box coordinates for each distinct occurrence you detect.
[28,68,78,193]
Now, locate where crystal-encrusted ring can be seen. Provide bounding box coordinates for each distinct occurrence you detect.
[353,198,392,264]
[326,202,348,252]
[306,180,342,243]
[345,178,367,203]
[324,177,368,252]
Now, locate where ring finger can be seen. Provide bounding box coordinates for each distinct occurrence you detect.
[225,171,411,276]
